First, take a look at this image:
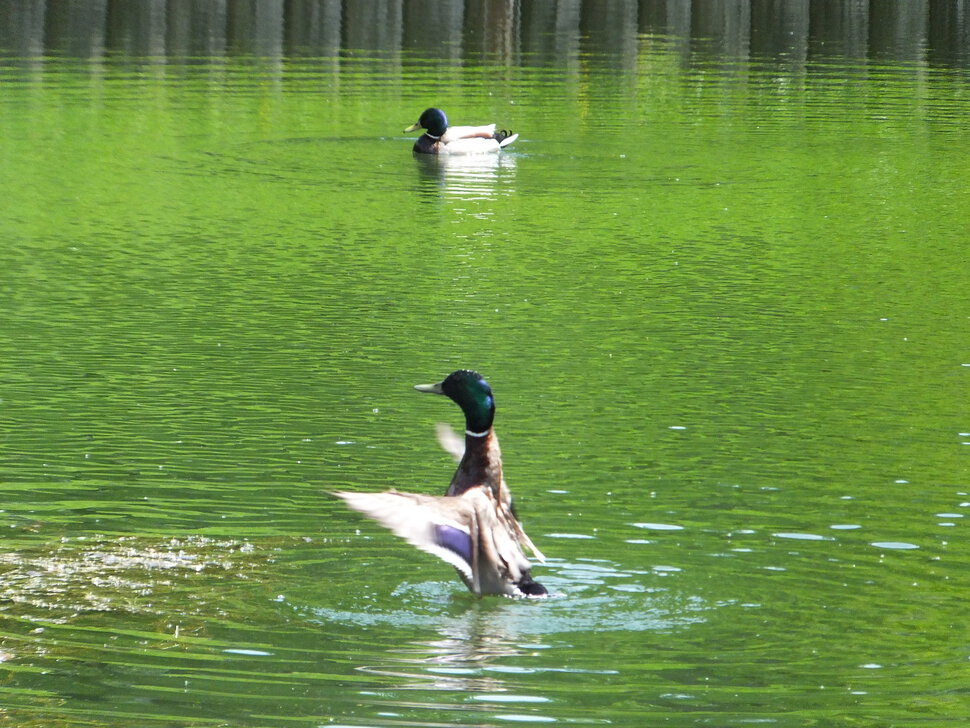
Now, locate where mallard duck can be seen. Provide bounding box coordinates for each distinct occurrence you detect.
[404,108,519,155]
[336,370,547,598]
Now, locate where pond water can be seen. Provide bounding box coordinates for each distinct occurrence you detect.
[2,2,970,726]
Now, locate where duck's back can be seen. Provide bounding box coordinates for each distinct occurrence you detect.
[440,124,496,142]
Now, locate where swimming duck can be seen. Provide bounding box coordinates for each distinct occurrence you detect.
[404,108,519,155]
[336,370,546,598]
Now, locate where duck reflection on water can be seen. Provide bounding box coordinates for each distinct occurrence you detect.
[412,149,518,205]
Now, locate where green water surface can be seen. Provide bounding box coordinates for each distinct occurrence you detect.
[2,15,970,728]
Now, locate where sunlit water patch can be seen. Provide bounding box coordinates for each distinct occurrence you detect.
[0,534,269,619]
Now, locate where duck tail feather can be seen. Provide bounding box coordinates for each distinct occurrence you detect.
[495,131,518,148]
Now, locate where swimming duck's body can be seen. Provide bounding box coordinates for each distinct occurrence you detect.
[336,370,546,598]
[405,108,518,155]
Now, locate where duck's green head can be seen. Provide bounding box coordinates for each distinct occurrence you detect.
[415,369,494,434]
[404,107,449,137]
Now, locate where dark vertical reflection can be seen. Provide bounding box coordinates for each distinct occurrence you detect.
[580,0,638,67]
[284,0,341,57]
[0,0,47,57]
[520,0,580,69]
[0,0,967,68]
[750,0,809,61]
[927,0,970,65]
[402,0,463,60]
[639,0,693,39]
[106,0,168,57]
[166,0,228,58]
[464,0,519,63]
[44,0,109,58]
[690,0,751,59]
[226,0,285,56]
[342,0,402,53]
[869,0,929,62]
[636,0,691,65]
[808,0,869,60]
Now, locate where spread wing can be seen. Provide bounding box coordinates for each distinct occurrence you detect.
[335,490,476,580]
[435,422,465,462]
